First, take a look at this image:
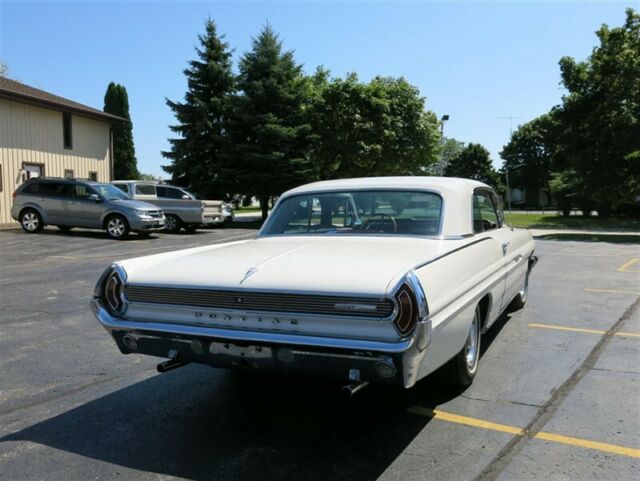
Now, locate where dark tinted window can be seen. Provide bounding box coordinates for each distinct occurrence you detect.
[114,183,129,193]
[22,182,43,195]
[135,184,156,195]
[156,186,185,199]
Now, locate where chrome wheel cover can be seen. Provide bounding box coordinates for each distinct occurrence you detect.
[22,212,39,231]
[465,310,480,373]
[107,218,125,237]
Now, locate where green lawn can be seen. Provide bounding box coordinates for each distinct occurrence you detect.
[505,212,640,231]
[234,206,262,213]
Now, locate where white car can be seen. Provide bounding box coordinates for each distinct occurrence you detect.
[92,177,536,392]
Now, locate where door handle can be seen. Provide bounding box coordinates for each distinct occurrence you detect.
[502,242,510,255]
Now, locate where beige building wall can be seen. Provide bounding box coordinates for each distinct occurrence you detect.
[0,98,112,224]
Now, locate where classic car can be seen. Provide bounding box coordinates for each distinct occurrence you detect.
[92,177,537,393]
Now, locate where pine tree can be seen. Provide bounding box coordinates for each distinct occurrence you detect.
[104,83,139,180]
[162,18,235,197]
[224,25,314,220]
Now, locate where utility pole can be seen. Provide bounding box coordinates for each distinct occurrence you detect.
[438,114,450,176]
[497,116,521,215]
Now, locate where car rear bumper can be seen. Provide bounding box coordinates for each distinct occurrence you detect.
[91,299,432,388]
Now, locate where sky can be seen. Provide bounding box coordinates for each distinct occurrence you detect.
[0,0,635,177]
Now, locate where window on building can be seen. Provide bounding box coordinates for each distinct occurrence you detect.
[89,172,98,181]
[64,169,74,179]
[63,113,73,149]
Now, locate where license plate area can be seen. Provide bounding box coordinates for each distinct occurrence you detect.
[209,342,272,360]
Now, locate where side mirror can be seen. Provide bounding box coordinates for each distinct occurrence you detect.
[181,194,190,200]
[88,193,102,202]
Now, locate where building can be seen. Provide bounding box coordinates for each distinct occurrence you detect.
[0,77,125,225]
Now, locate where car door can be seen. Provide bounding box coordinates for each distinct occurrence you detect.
[39,182,72,224]
[70,184,105,228]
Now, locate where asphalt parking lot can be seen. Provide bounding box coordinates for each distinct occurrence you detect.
[0,226,638,481]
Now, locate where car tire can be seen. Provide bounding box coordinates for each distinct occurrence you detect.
[442,304,482,388]
[20,209,44,233]
[57,226,73,232]
[164,214,182,233]
[105,215,130,240]
[508,269,530,312]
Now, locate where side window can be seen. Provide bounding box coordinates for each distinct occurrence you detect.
[73,184,98,200]
[114,184,129,193]
[41,182,72,198]
[135,184,156,195]
[156,186,184,199]
[473,191,500,233]
[22,182,43,195]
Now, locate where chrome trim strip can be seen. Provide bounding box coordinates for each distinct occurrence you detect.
[92,300,413,353]
[413,237,493,270]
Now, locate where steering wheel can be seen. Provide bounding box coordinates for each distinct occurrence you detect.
[363,213,398,233]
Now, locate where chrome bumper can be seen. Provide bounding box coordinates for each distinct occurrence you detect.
[91,299,432,388]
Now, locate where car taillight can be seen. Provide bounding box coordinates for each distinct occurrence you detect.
[12,191,17,200]
[393,284,418,335]
[100,267,127,316]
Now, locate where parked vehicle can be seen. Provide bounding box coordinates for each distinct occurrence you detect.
[92,177,537,391]
[112,181,230,232]
[155,184,234,224]
[12,177,165,239]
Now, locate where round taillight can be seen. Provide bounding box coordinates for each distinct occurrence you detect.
[394,285,417,335]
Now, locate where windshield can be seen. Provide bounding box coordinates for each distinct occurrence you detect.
[261,190,442,236]
[93,184,131,201]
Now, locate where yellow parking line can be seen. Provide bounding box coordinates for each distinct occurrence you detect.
[617,258,640,272]
[584,288,640,296]
[534,432,640,459]
[407,407,640,459]
[527,322,640,338]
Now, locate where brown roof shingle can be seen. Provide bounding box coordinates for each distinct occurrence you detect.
[0,76,126,123]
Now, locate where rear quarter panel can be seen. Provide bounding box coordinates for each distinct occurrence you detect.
[414,237,505,379]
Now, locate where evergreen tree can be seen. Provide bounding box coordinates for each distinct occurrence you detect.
[224,25,314,220]
[104,82,139,179]
[162,18,235,197]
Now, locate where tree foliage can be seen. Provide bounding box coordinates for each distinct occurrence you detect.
[501,8,640,216]
[445,143,500,188]
[308,72,440,179]
[162,18,235,198]
[223,25,314,220]
[104,82,139,180]
[500,112,557,206]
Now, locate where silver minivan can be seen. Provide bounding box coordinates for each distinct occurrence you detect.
[11,178,165,239]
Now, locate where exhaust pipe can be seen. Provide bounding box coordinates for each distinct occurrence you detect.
[341,381,370,397]
[157,359,189,373]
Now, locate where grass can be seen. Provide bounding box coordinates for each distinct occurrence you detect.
[504,212,640,231]
[234,206,262,213]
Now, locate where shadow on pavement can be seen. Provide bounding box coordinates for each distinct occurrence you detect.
[1,364,464,481]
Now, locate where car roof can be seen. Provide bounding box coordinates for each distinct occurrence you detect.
[281,176,490,198]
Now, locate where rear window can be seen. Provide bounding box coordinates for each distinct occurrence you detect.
[21,182,43,195]
[135,184,156,195]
